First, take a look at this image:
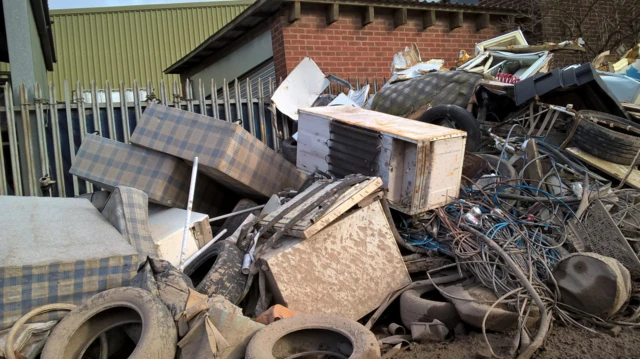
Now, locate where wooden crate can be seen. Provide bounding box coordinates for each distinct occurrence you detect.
[297,106,466,215]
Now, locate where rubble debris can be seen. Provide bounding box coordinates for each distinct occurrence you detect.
[400,283,461,330]
[132,257,195,317]
[410,320,449,343]
[388,323,406,336]
[439,283,538,332]
[553,253,631,318]
[3,305,74,359]
[474,30,528,55]
[253,305,295,325]
[566,147,640,189]
[259,196,410,320]
[213,199,262,241]
[245,314,381,359]
[41,287,177,359]
[297,106,466,215]
[513,63,630,119]
[598,72,640,105]
[391,44,422,74]
[0,196,139,330]
[458,50,552,81]
[207,305,264,359]
[485,39,586,53]
[130,103,306,199]
[259,176,383,238]
[580,199,640,278]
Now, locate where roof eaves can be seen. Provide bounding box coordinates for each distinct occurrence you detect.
[165,0,282,74]
[165,0,517,75]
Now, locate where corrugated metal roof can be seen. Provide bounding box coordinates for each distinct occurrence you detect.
[18,1,251,96]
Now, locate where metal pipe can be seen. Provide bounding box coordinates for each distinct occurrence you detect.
[208,205,265,223]
[181,229,228,270]
[49,83,65,196]
[178,157,198,271]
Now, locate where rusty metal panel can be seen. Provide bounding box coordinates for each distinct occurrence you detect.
[260,200,411,320]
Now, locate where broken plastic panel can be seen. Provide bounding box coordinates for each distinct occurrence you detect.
[271,57,330,121]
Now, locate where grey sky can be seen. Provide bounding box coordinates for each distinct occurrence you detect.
[49,0,234,10]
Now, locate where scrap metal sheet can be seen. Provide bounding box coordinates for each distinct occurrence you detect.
[261,201,411,320]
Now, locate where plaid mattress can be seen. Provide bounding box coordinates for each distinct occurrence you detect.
[371,71,483,118]
[130,103,306,199]
[70,134,192,208]
[0,255,137,330]
[0,196,139,330]
[102,186,159,260]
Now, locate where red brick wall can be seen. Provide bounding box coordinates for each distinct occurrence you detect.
[270,4,504,82]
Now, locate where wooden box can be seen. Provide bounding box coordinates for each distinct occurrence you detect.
[297,106,467,215]
[259,200,411,320]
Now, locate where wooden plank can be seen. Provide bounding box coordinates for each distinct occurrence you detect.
[566,147,638,188]
[362,6,374,26]
[476,13,490,31]
[326,3,339,24]
[524,139,547,192]
[423,10,436,29]
[450,12,463,30]
[393,8,407,28]
[288,1,301,23]
[299,107,465,142]
[260,177,383,238]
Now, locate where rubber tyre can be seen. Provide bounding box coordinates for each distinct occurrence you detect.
[183,240,246,303]
[478,154,517,181]
[245,314,381,359]
[400,284,462,330]
[41,287,176,359]
[216,198,260,240]
[572,110,640,165]
[282,137,297,165]
[477,154,518,205]
[417,105,482,151]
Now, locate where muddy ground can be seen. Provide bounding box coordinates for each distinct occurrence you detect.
[393,325,640,359]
